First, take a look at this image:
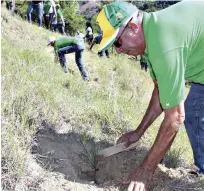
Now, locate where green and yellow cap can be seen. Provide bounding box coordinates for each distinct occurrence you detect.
[96,2,138,51]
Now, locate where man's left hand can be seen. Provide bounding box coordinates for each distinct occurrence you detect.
[122,166,153,191]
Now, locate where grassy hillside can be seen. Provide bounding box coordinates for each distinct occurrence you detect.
[1,8,203,191]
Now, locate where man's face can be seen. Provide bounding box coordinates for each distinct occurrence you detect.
[113,22,145,56]
[50,41,55,46]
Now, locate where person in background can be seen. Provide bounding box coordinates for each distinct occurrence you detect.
[26,1,43,27]
[90,34,110,58]
[52,3,66,35]
[43,0,56,30]
[4,0,15,15]
[47,36,88,81]
[135,56,138,61]
[85,21,93,44]
[140,55,148,72]
[97,1,204,191]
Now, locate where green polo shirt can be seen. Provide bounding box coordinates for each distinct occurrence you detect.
[43,1,52,15]
[56,9,63,23]
[143,1,204,109]
[54,37,85,52]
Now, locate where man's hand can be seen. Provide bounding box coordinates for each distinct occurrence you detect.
[117,130,142,147]
[123,166,153,191]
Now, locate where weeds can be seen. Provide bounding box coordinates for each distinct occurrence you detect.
[164,147,186,168]
[80,134,98,170]
[1,6,197,191]
[80,134,98,183]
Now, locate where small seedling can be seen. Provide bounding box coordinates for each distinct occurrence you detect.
[80,134,99,183]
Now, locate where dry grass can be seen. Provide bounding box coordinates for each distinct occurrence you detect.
[1,7,201,191]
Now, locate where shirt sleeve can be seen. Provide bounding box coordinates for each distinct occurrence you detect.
[148,62,156,81]
[141,55,156,80]
[86,27,93,35]
[151,49,186,109]
[58,10,63,17]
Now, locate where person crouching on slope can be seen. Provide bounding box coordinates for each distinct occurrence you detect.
[47,36,89,81]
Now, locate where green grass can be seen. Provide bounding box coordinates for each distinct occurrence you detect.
[1,8,195,190]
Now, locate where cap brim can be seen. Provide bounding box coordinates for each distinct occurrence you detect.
[98,28,119,51]
[98,15,134,52]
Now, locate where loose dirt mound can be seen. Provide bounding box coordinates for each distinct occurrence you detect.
[32,124,203,191]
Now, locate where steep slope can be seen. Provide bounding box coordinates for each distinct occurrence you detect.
[1,8,203,191]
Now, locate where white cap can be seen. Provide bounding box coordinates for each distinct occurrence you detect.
[47,36,56,46]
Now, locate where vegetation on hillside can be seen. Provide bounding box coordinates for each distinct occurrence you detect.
[1,3,203,191]
[132,1,180,12]
[11,1,85,35]
[10,1,180,36]
[1,8,153,190]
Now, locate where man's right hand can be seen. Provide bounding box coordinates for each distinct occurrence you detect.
[117,130,142,147]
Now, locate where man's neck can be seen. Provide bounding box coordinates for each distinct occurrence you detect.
[133,11,146,55]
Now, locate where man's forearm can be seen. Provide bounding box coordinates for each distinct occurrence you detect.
[135,85,163,136]
[141,102,185,171]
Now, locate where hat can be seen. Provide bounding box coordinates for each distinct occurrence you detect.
[47,36,56,46]
[96,2,138,51]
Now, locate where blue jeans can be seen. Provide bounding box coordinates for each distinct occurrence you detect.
[43,13,55,30]
[27,2,43,27]
[58,45,88,80]
[95,35,102,44]
[52,23,65,35]
[85,34,93,44]
[184,83,204,174]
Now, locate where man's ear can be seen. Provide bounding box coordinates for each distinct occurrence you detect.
[127,22,139,33]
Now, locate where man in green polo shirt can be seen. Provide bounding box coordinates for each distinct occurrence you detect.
[97,1,204,191]
[52,3,65,35]
[43,0,56,30]
[47,36,88,80]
